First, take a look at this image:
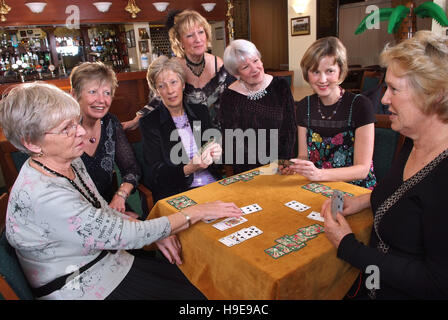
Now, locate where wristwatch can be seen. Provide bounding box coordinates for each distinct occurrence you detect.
[180,211,191,227]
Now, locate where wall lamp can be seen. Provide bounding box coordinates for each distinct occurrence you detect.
[93,2,112,13]
[25,2,47,13]
[202,3,216,12]
[152,2,169,12]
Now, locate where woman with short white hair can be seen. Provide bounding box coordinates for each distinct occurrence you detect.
[219,39,297,174]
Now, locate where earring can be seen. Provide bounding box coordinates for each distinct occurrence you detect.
[38,150,43,157]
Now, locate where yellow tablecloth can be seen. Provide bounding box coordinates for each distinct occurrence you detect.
[149,168,373,300]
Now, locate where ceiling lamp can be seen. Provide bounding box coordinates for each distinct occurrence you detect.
[93,2,112,13]
[0,0,11,22]
[125,0,141,18]
[25,2,47,13]
[201,3,216,12]
[152,2,169,12]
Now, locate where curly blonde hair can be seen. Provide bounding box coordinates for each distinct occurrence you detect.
[168,10,212,58]
[380,30,448,122]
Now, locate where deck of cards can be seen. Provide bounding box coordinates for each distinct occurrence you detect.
[213,216,248,231]
[331,190,344,220]
[219,226,263,247]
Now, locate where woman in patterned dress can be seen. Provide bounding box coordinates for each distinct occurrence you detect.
[282,37,377,189]
[123,9,234,130]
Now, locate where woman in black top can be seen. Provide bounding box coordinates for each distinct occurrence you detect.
[70,62,141,219]
[321,31,448,299]
[219,39,297,174]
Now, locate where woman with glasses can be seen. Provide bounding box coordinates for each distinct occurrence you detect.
[70,62,141,218]
[0,82,242,299]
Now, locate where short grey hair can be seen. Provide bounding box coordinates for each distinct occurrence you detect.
[146,55,186,95]
[223,39,261,76]
[0,82,80,155]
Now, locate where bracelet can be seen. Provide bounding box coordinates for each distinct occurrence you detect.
[180,211,191,227]
[115,189,128,200]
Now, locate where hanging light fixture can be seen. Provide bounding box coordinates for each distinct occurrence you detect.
[201,3,216,12]
[152,2,169,12]
[0,0,11,22]
[125,0,141,18]
[93,2,112,13]
[25,2,47,13]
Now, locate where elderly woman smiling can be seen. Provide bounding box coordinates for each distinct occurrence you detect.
[0,82,241,300]
[218,39,297,174]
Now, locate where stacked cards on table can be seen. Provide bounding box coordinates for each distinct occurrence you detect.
[219,226,263,247]
[284,200,325,222]
[218,170,260,186]
[204,203,262,224]
[264,223,325,259]
[301,182,354,198]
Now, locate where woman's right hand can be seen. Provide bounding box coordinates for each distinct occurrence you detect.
[182,201,242,223]
[121,115,141,131]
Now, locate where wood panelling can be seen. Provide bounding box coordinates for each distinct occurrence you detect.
[0,0,226,27]
[250,0,288,70]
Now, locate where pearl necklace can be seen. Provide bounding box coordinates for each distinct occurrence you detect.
[32,159,101,209]
[240,76,269,101]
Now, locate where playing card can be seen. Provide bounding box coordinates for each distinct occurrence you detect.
[331,190,344,220]
[289,231,317,243]
[264,245,290,259]
[213,216,248,231]
[278,159,294,167]
[320,189,334,198]
[275,235,307,251]
[197,138,215,156]
[218,176,241,186]
[238,173,254,182]
[166,195,197,210]
[239,226,263,239]
[203,218,217,224]
[301,182,325,192]
[298,224,325,237]
[284,200,311,212]
[307,211,325,222]
[218,236,238,247]
[240,203,262,215]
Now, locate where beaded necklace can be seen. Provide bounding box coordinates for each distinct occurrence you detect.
[185,54,205,77]
[32,159,101,209]
[240,76,269,101]
[316,86,344,120]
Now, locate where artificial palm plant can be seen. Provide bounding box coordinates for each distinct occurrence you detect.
[355,1,448,42]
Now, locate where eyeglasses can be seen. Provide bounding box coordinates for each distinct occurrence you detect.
[45,117,82,138]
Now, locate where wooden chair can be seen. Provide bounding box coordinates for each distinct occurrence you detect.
[350,70,385,94]
[265,70,294,90]
[373,114,405,182]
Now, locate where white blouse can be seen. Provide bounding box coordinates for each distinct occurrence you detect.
[6,158,171,300]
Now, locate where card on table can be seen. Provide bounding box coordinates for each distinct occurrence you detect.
[166,195,197,210]
[275,235,307,251]
[218,226,263,247]
[240,203,262,215]
[307,211,325,222]
[218,176,240,186]
[284,200,311,212]
[289,231,317,243]
[298,223,325,237]
[264,244,291,259]
[213,216,248,231]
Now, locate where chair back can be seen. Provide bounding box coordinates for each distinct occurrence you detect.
[373,114,405,182]
[0,129,29,191]
[265,70,294,90]
[360,70,384,93]
[0,193,34,300]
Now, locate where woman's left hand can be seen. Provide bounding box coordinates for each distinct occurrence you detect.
[109,195,126,213]
[208,142,222,162]
[156,235,182,265]
[321,200,353,248]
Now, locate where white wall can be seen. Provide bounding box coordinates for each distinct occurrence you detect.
[210,21,226,58]
[288,0,316,88]
[432,0,448,36]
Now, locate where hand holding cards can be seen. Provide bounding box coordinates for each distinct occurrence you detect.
[331,190,344,220]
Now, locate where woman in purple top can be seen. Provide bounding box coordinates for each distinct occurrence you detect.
[139,56,223,203]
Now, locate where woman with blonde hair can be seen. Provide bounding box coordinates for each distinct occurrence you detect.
[282,37,377,189]
[124,9,234,130]
[322,31,448,299]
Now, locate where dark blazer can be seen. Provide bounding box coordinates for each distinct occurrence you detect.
[139,101,222,203]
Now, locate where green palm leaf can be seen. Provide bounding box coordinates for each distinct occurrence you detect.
[355,8,393,35]
[415,1,448,26]
[387,5,410,34]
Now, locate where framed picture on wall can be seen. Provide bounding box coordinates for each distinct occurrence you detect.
[291,16,310,36]
[139,40,148,53]
[130,30,136,47]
